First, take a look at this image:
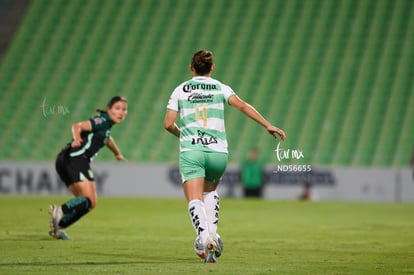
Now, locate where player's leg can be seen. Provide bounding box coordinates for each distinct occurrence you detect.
[50,155,95,239]
[50,180,95,232]
[180,151,212,260]
[183,177,210,245]
[203,152,228,262]
[203,183,223,260]
[203,182,219,235]
[204,152,227,235]
[50,152,73,239]
[58,180,96,228]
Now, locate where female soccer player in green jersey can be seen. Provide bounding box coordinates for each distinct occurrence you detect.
[164,50,286,262]
[49,96,128,240]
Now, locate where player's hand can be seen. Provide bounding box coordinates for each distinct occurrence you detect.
[115,154,128,162]
[71,139,83,148]
[267,125,286,141]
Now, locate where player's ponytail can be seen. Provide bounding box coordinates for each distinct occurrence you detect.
[96,96,127,114]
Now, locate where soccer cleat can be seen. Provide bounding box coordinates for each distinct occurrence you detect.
[195,233,223,260]
[49,205,70,240]
[215,234,223,258]
[49,205,62,235]
[204,234,219,263]
[194,236,206,259]
[56,229,71,240]
[48,228,71,240]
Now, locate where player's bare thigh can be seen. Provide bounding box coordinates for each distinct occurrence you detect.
[68,180,97,209]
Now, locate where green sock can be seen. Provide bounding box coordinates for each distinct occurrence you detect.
[59,196,91,228]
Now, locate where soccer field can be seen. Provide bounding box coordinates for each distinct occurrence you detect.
[0,196,413,274]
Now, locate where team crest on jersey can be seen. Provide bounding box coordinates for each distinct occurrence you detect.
[191,130,218,146]
[93,117,103,124]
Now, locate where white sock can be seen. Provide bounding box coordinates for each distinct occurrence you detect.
[188,199,209,243]
[203,191,220,235]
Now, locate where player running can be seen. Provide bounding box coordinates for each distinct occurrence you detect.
[164,50,286,262]
[49,96,128,240]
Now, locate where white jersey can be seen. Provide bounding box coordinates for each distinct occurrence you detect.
[167,76,235,153]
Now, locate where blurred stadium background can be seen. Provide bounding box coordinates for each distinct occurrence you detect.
[0,0,413,199]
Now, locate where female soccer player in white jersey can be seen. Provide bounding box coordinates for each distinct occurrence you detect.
[164,50,286,263]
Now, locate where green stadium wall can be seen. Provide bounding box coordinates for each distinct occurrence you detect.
[0,0,413,166]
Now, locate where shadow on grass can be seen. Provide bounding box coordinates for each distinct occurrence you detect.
[0,257,197,267]
[0,233,51,241]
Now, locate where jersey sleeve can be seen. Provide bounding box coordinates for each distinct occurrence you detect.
[166,88,179,111]
[222,84,236,104]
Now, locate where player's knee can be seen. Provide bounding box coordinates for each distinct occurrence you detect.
[87,196,96,210]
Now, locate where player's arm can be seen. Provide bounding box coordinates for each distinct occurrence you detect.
[228,95,286,141]
[164,109,180,138]
[106,136,128,162]
[71,120,92,147]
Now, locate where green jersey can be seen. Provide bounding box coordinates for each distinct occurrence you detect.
[65,112,113,161]
[167,76,235,153]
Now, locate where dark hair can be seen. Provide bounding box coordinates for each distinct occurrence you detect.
[96,96,127,113]
[191,49,214,75]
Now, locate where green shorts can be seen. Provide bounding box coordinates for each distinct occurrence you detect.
[179,151,228,183]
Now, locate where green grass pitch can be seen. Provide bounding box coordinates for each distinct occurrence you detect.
[0,196,413,274]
